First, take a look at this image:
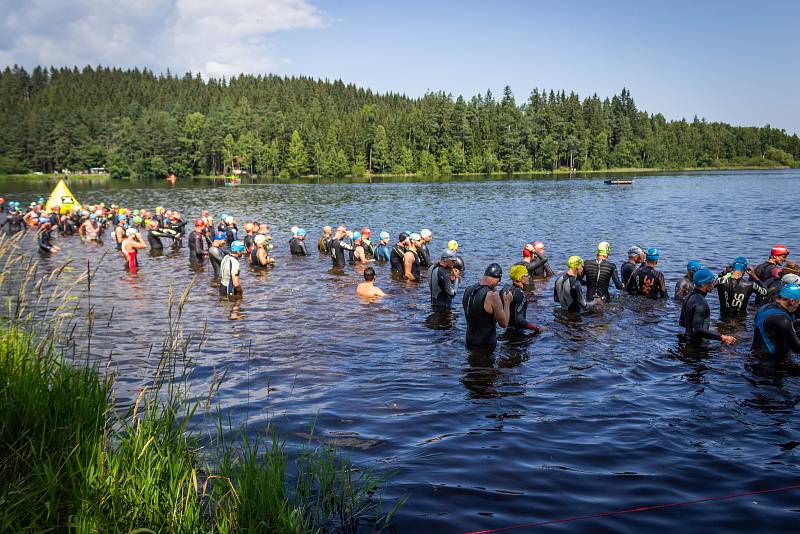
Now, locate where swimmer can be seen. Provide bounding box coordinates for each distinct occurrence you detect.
[356,266,385,298]
[318,226,332,254]
[674,260,702,300]
[114,215,127,251]
[146,220,170,250]
[429,249,461,308]
[763,263,800,304]
[418,229,433,268]
[529,241,553,277]
[329,225,353,270]
[208,231,228,277]
[751,283,800,362]
[188,219,207,263]
[679,269,736,344]
[360,227,375,260]
[716,257,768,318]
[242,222,255,253]
[462,263,512,349]
[504,264,542,333]
[403,233,423,281]
[252,234,274,268]
[554,256,588,312]
[754,244,790,282]
[627,248,668,299]
[374,231,391,262]
[220,241,245,297]
[289,228,308,256]
[621,246,642,288]
[449,239,465,272]
[79,213,102,242]
[37,218,60,253]
[120,227,145,271]
[580,241,623,302]
[390,232,410,273]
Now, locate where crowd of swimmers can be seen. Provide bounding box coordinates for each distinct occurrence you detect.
[2,195,799,370]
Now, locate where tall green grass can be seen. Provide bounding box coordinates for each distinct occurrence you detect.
[0,233,403,532]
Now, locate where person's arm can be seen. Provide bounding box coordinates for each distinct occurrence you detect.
[658,272,668,299]
[403,251,415,280]
[485,289,512,328]
[231,263,242,293]
[573,278,588,309]
[300,240,308,256]
[79,223,86,239]
[611,265,623,290]
[355,247,365,262]
[775,314,800,353]
[133,235,146,249]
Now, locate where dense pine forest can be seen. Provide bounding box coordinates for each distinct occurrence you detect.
[0,65,798,179]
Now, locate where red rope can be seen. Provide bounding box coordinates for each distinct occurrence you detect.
[466,483,800,534]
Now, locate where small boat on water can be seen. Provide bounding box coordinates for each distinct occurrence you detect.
[604,179,634,185]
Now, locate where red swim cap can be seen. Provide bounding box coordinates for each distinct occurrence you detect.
[533,241,545,252]
[195,218,204,228]
[523,243,535,257]
[771,244,789,256]
[361,227,371,238]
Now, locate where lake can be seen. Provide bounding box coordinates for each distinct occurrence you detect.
[4,169,800,532]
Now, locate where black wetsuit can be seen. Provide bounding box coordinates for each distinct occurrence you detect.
[390,244,406,272]
[147,230,165,250]
[754,261,779,284]
[679,288,721,341]
[463,284,497,348]
[674,275,693,300]
[418,243,431,269]
[554,273,587,312]
[429,264,457,308]
[208,245,227,277]
[61,218,76,236]
[513,261,538,290]
[504,284,537,331]
[243,233,255,253]
[580,258,623,300]
[716,275,768,318]
[620,261,638,288]
[329,238,352,269]
[751,303,800,361]
[529,251,553,277]
[289,237,308,255]
[627,265,668,299]
[188,230,206,262]
[317,235,331,254]
[38,227,54,252]
[361,238,375,260]
[762,278,784,304]
[114,225,125,251]
[225,226,238,246]
[454,255,465,273]
[3,212,23,233]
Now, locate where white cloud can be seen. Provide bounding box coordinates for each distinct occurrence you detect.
[0,0,325,77]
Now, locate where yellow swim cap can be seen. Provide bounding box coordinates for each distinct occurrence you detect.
[509,264,529,282]
[597,241,611,255]
[448,240,459,251]
[568,255,584,269]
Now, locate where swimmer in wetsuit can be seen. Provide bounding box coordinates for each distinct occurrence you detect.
[529,241,553,277]
[763,271,800,305]
[628,248,668,299]
[289,228,308,256]
[504,264,542,333]
[679,269,736,345]
[390,232,410,273]
[208,232,228,277]
[328,225,353,270]
[462,263,513,349]
[754,244,790,282]
[403,233,423,281]
[188,219,207,263]
[360,227,376,260]
[252,234,274,268]
[580,241,623,302]
[318,226,332,254]
[716,256,768,318]
[554,255,588,312]
[448,240,466,274]
[418,229,433,268]
[37,218,60,253]
[114,215,127,251]
[621,246,643,288]
[220,241,245,297]
[674,260,702,300]
[374,231,391,263]
[429,249,461,308]
[751,283,800,363]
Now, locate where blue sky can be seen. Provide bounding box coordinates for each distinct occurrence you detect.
[2,0,797,132]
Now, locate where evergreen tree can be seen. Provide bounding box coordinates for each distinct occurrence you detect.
[286,130,308,177]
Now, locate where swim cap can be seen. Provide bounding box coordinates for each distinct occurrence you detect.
[82,210,89,216]
[779,283,800,300]
[771,244,789,257]
[646,247,660,261]
[693,269,715,286]
[214,231,226,241]
[290,225,299,235]
[225,216,234,224]
[420,229,432,239]
[509,264,528,282]
[687,260,702,273]
[38,197,44,203]
[533,241,544,252]
[72,205,80,212]
[523,244,535,258]
[409,232,421,242]
[484,263,503,279]
[628,246,643,257]
[440,249,458,261]
[125,227,138,238]
[230,240,245,253]
[732,256,747,272]
[297,228,307,237]
[782,273,800,285]
[597,242,611,255]
[220,213,227,221]
[89,213,96,220]
[361,227,371,238]
[244,222,254,232]
[38,216,49,224]
[133,209,140,216]
[118,214,127,221]
[195,218,204,228]
[337,225,347,232]
[254,234,266,246]
[448,239,459,251]
[568,255,584,269]
[380,231,390,241]
[132,216,143,225]
[352,231,361,241]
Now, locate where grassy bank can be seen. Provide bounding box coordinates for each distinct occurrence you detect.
[0,173,111,182]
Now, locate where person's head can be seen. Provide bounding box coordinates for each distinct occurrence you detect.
[290,225,299,237]
[776,283,800,313]
[398,232,410,246]
[244,222,254,233]
[597,241,611,259]
[483,263,502,288]
[225,215,234,225]
[352,231,362,244]
[322,225,332,236]
[213,231,227,245]
[509,264,529,287]
[335,225,347,239]
[149,220,158,229]
[730,256,747,279]
[230,240,245,256]
[692,269,716,292]
[297,228,307,240]
[568,255,584,275]
[770,244,790,265]
[363,266,376,282]
[118,214,127,224]
[258,223,270,235]
[379,231,390,245]
[522,243,535,259]
[439,248,457,268]
[781,261,799,276]
[361,227,371,239]
[645,247,660,265]
[448,239,459,252]
[195,218,204,230]
[420,229,432,243]
[254,234,267,248]
[782,273,800,286]
[533,241,545,254]
[125,227,138,238]
[409,233,422,249]
[687,260,702,278]
[627,246,642,261]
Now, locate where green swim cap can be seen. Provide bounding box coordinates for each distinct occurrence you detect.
[568,255,584,269]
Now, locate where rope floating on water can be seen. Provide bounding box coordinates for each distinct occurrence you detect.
[465,483,800,534]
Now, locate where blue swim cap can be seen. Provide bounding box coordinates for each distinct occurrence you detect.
[38,216,49,224]
[118,214,127,221]
[646,247,660,261]
[230,240,245,253]
[297,228,307,237]
[693,269,715,286]
[379,231,390,241]
[779,283,800,300]
[89,213,96,220]
[214,231,226,241]
[352,231,361,241]
[687,260,702,273]
[732,256,747,272]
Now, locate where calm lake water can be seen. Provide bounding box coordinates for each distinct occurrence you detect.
[4,170,800,532]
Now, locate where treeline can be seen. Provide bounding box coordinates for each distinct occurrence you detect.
[0,65,798,178]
